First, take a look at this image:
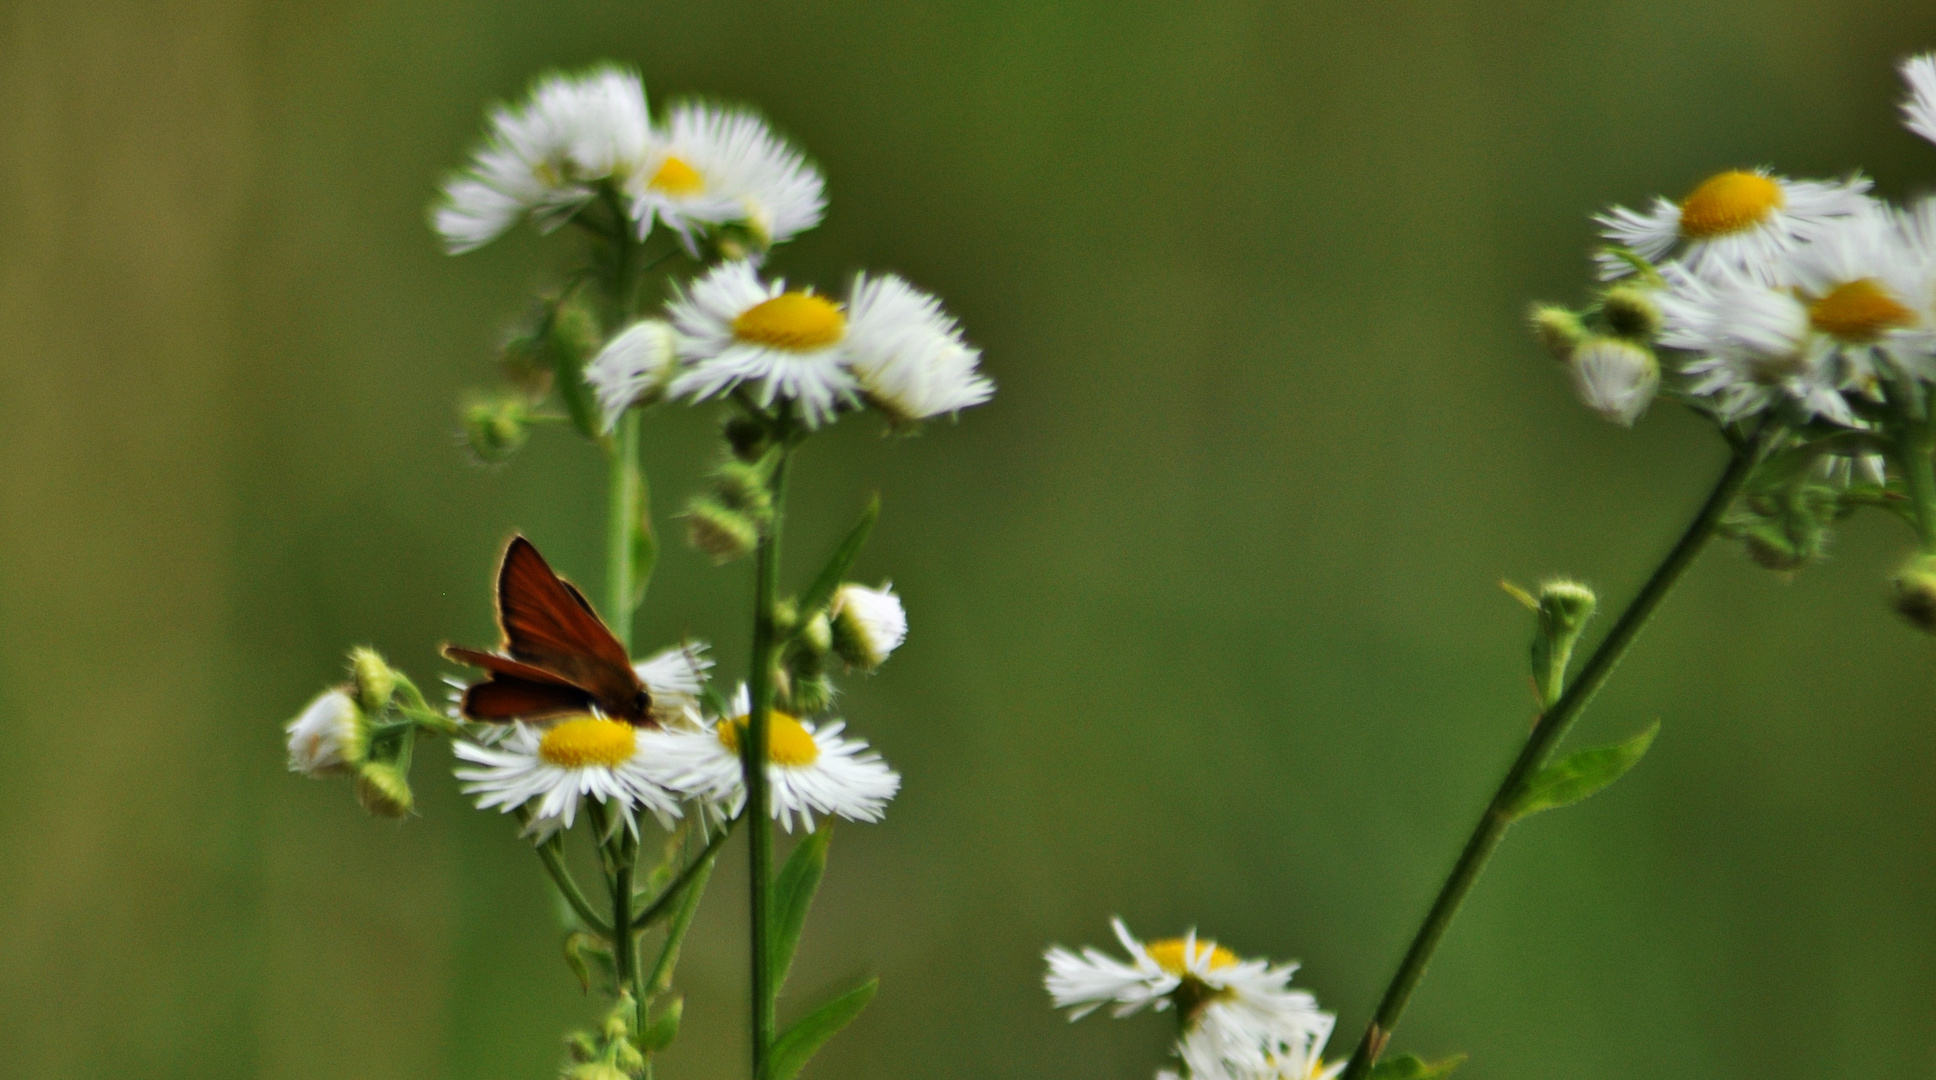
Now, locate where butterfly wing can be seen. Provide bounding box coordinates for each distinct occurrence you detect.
[493,537,647,721]
[440,646,597,722]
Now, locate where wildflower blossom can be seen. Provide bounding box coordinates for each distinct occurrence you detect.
[434,67,651,253]
[1595,169,1872,282]
[629,101,825,250]
[1901,52,1936,147]
[585,319,681,431]
[285,688,368,777]
[1656,263,1855,423]
[454,716,683,840]
[648,685,900,831]
[830,583,908,670]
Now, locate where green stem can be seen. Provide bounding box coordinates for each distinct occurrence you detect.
[634,817,739,932]
[608,409,644,646]
[646,830,729,995]
[1337,427,1767,1080]
[613,832,638,996]
[744,448,793,1080]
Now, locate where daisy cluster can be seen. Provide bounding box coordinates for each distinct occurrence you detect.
[1537,54,1936,434]
[1045,920,1341,1080]
[435,65,993,436]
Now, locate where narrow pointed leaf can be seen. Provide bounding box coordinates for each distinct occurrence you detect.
[768,979,878,1080]
[1508,722,1659,820]
[798,496,881,619]
[1369,1053,1466,1080]
[769,824,832,990]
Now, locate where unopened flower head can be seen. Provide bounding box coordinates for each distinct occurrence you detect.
[1043,919,1328,1051]
[831,582,908,670]
[1656,263,1855,424]
[1902,53,1936,147]
[454,716,683,841]
[1566,337,1659,426]
[668,263,982,428]
[586,319,681,432]
[646,685,900,831]
[434,66,651,253]
[629,101,826,251]
[1595,169,1873,282]
[286,688,368,778]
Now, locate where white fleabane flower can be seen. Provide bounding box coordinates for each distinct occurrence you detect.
[1566,337,1659,426]
[1780,202,1936,387]
[634,640,712,729]
[646,685,900,831]
[1177,1016,1344,1080]
[830,582,908,670]
[842,274,994,424]
[1902,53,1936,146]
[586,319,681,432]
[286,688,368,777]
[629,101,826,250]
[667,262,982,428]
[434,66,651,253]
[1595,169,1873,282]
[453,716,683,841]
[1657,263,1856,424]
[1043,920,1328,1051]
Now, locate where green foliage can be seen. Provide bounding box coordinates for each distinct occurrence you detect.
[798,495,881,620]
[564,931,609,995]
[768,979,879,1080]
[628,471,657,608]
[637,996,682,1053]
[770,824,832,990]
[1508,723,1659,820]
[1369,1053,1467,1080]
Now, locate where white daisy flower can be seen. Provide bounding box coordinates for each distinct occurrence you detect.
[1780,202,1936,388]
[453,715,683,841]
[841,274,994,425]
[585,319,682,432]
[646,685,900,832]
[830,582,908,671]
[1656,263,1857,424]
[1565,337,1659,426]
[434,66,651,253]
[634,640,712,729]
[1177,1013,1344,1080]
[1902,53,1936,147]
[667,262,980,428]
[285,688,368,778]
[1043,919,1328,1050]
[628,101,826,251]
[1594,169,1873,282]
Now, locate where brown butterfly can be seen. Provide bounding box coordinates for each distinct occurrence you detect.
[443,535,653,725]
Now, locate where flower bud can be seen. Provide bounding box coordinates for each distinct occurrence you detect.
[786,673,835,715]
[1894,553,1936,633]
[549,296,604,368]
[462,393,531,463]
[682,497,759,563]
[1531,579,1596,707]
[722,415,770,461]
[799,611,833,656]
[585,319,680,432]
[564,1064,631,1080]
[1529,305,1586,360]
[285,688,368,777]
[830,583,908,671]
[348,647,399,715]
[355,761,415,818]
[1567,337,1659,426]
[1601,285,1663,341]
[712,461,774,522]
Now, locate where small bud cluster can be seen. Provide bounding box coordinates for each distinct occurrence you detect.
[285,647,452,819]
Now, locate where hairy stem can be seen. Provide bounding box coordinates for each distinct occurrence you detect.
[1338,428,1767,1080]
[744,448,793,1080]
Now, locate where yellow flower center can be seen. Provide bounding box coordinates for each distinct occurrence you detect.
[732,293,847,351]
[538,717,637,769]
[648,155,705,197]
[1808,279,1916,343]
[1678,171,1784,239]
[1144,938,1240,976]
[716,712,822,766]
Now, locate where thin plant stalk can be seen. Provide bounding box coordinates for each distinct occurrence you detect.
[1338,427,1770,1080]
[744,448,794,1080]
[608,408,644,646]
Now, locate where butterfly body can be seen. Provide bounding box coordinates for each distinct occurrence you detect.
[445,536,653,725]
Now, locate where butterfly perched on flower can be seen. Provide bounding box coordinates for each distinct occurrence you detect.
[444,535,655,725]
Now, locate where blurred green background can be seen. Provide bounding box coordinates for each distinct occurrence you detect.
[8,2,1936,1077]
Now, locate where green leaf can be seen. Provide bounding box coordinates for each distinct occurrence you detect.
[1369,1053,1467,1080]
[1508,722,1659,820]
[637,995,683,1052]
[769,824,832,990]
[768,979,877,1080]
[797,496,881,620]
[563,931,609,995]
